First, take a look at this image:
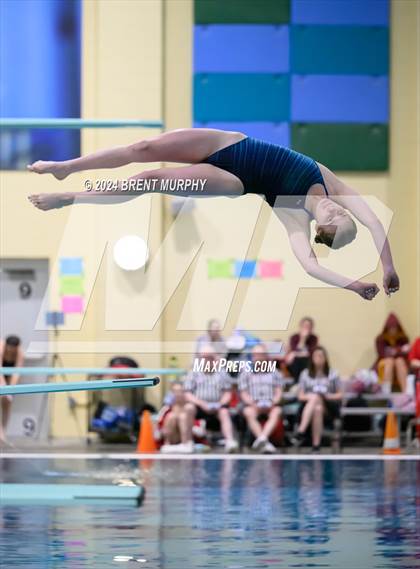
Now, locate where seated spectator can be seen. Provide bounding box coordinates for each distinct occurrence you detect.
[195,319,226,360]
[224,333,247,381]
[107,355,156,421]
[158,381,194,454]
[239,344,284,454]
[0,335,24,445]
[108,355,140,374]
[185,344,238,453]
[291,346,342,453]
[285,317,318,381]
[408,337,420,381]
[374,313,410,392]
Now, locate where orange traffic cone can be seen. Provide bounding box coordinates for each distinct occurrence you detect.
[383,411,401,454]
[137,410,157,453]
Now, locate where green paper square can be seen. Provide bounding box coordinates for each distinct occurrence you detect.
[208,259,233,278]
[59,275,84,296]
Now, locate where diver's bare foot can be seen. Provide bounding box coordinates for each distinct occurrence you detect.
[27,160,69,180]
[28,193,73,211]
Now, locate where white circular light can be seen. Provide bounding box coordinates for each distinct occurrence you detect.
[113,235,149,271]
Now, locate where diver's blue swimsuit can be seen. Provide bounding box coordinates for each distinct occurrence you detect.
[202,136,328,214]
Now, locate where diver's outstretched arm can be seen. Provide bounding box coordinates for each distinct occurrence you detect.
[277,209,379,300]
[332,187,399,295]
[288,229,379,300]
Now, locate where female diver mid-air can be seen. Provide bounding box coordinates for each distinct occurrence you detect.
[27,128,399,300]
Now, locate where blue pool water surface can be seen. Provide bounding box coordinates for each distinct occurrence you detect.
[0,457,419,568]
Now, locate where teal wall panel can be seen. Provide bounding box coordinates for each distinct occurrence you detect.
[194,74,290,122]
[291,26,389,74]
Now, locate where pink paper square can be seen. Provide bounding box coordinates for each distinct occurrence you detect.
[61,295,84,314]
[258,260,283,279]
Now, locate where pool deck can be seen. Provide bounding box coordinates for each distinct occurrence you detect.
[1,439,419,460]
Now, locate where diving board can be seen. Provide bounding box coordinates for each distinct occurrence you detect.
[0,118,163,129]
[0,377,159,396]
[1,483,145,506]
[0,367,185,376]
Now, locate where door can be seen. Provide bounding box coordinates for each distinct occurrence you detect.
[0,258,50,440]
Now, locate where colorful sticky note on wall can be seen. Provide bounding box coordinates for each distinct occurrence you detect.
[208,259,233,278]
[207,258,283,279]
[61,295,84,314]
[59,257,83,276]
[59,275,84,296]
[45,311,65,326]
[234,260,256,279]
[58,258,85,314]
[258,260,283,279]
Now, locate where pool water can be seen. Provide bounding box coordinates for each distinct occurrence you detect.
[0,457,419,568]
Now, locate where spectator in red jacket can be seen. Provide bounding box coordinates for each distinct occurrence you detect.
[408,337,420,381]
[374,313,410,392]
[285,317,318,381]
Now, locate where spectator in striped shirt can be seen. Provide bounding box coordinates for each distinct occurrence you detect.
[185,344,238,453]
[239,344,284,454]
[291,346,342,453]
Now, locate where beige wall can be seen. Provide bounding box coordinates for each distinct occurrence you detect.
[1,0,165,437]
[81,0,164,415]
[0,0,418,438]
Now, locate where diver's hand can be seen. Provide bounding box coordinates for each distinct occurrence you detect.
[351,281,380,301]
[383,270,400,296]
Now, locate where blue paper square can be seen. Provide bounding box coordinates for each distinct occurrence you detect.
[59,257,83,276]
[45,311,65,326]
[234,260,256,279]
